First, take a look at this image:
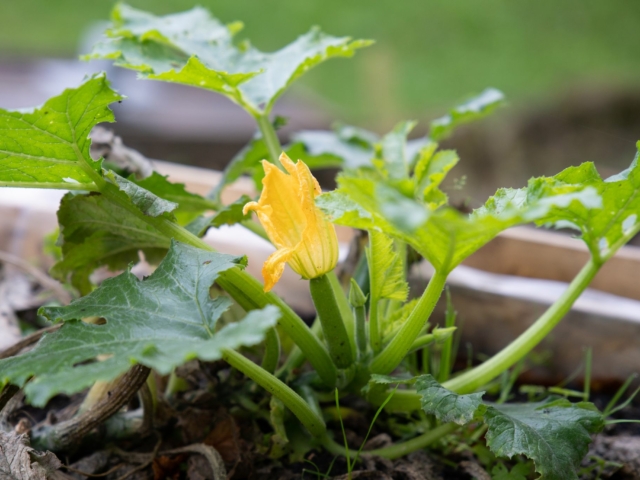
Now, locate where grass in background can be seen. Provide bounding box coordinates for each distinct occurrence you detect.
[1,0,639,124]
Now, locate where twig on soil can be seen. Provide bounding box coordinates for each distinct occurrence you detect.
[0,385,19,412]
[62,462,127,478]
[0,324,62,360]
[33,365,151,451]
[0,250,72,305]
[113,433,162,480]
[160,444,227,480]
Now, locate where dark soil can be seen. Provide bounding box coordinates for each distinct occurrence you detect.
[2,354,639,480]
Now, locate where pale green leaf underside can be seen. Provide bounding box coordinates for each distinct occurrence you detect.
[0,74,119,189]
[52,193,170,294]
[416,375,604,480]
[318,170,601,273]
[0,242,279,406]
[88,3,372,113]
[135,171,218,213]
[537,153,640,262]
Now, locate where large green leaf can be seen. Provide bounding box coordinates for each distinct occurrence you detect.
[0,241,280,406]
[416,375,604,480]
[318,169,601,273]
[0,74,118,190]
[0,74,179,219]
[51,193,171,294]
[87,3,372,114]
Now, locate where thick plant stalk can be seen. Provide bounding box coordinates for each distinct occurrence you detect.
[255,114,284,167]
[309,274,354,369]
[261,328,281,373]
[32,365,150,451]
[222,349,326,437]
[370,270,448,375]
[444,259,601,393]
[369,259,603,411]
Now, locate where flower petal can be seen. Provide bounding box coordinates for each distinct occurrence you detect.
[254,158,306,248]
[262,245,297,292]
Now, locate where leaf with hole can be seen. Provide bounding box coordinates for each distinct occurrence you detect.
[0,241,280,406]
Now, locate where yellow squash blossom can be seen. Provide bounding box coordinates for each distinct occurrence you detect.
[243,153,339,292]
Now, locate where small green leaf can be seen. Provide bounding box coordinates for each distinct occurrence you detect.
[381,298,419,342]
[380,121,417,180]
[491,463,532,480]
[186,195,253,237]
[366,231,408,302]
[0,241,279,406]
[430,88,506,141]
[134,172,217,216]
[290,124,376,170]
[416,375,483,424]
[414,148,458,208]
[104,170,177,217]
[417,375,604,480]
[51,193,171,294]
[210,195,252,227]
[88,4,372,114]
[0,74,119,190]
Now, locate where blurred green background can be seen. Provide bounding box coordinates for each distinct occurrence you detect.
[2,0,640,125]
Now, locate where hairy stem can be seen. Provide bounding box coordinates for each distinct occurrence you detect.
[261,328,281,373]
[255,114,283,167]
[222,349,326,437]
[370,270,448,375]
[310,274,354,369]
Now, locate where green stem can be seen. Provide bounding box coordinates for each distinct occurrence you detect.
[444,258,601,394]
[355,305,367,359]
[370,270,448,375]
[409,334,435,354]
[321,423,458,460]
[255,114,283,166]
[261,328,281,374]
[310,274,354,369]
[369,298,381,353]
[438,289,456,383]
[222,349,326,437]
[277,319,322,378]
[328,271,357,356]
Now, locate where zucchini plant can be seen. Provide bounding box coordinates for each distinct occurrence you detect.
[0,4,637,479]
